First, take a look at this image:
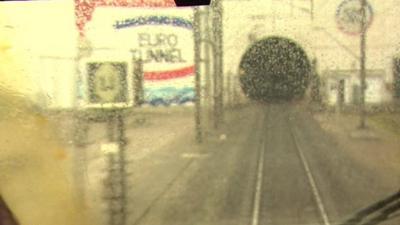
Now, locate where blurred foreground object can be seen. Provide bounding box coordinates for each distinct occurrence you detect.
[0,44,95,225]
[0,197,18,225]
[0,91,93,225]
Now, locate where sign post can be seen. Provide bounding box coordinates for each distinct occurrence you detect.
[359,0,367,129]
[336,0,373,129]
[74,2,177,225]
[84,60,132,225]
[103,110,128,225]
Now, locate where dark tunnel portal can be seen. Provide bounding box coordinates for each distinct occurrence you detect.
[239,37,311,102]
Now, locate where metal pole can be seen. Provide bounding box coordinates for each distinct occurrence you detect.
[105,111,128,225]
[106,114,115,141]
[227,71,231,107]
[212,29,219,129]
[219,0,224,123]
[116,111,127,225]
[359,0,367,129]
[204,7,213,128]
[193,7,203,143]
[133,59,144,107]
[212,0,224,128]
[211,0,218,129]
[233,73,238,107]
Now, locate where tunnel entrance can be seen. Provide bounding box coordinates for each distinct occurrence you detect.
[239,36,311,102]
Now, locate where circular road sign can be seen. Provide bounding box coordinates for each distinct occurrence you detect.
[336,0,373,35]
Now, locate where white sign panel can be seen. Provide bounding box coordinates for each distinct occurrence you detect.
[85,7,194,106]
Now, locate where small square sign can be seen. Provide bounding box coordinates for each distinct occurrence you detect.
[87,62,128,105]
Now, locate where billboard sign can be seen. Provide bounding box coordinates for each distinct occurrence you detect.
[84,7,194,106]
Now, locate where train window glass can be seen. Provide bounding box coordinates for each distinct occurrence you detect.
[0,1,399,225]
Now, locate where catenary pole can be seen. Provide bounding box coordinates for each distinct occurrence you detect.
[359,0,367,129]
[211,0,224,128]
[193,6,203,143]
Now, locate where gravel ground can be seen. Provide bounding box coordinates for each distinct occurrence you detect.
[52,106,197,224]
[313,112,400,184]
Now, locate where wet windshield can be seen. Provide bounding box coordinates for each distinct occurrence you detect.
[0,0,399,225]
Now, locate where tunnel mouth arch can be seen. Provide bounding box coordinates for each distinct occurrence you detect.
[239,36,312,103]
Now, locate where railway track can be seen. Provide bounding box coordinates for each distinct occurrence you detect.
[250,104,332,225]
[107,103,399,225]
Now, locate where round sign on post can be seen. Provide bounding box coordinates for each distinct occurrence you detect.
[336,0,373,35]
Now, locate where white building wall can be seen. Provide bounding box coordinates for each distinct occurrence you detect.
[0,0,77,108]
